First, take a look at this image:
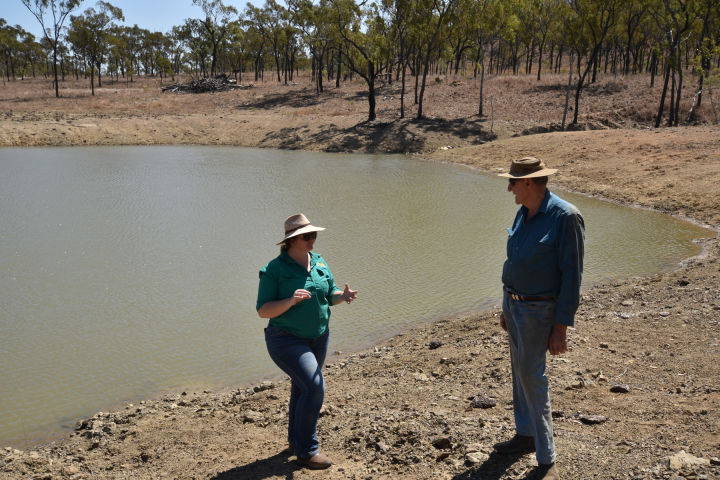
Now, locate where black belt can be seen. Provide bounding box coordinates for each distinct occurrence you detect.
[506,291,556,302]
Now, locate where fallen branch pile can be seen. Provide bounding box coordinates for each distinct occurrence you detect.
[162,75,253,94]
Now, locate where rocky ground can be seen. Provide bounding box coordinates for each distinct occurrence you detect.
[1,73,719,479]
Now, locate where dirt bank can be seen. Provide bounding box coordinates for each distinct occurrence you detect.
[1,74,719,479]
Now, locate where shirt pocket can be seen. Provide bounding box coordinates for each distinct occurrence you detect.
[531,232,556,264]
[312,268,332,299]
[278,274,307,299]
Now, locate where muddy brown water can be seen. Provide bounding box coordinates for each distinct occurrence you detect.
[0,145,711,447]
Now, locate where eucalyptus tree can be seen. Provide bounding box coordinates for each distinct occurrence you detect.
[330,0,393,121]
[469,0,514,116]
[20,31,45,78]
[191,0,238,77]
[168,26,188,81]
[224,20,247,82]
[650,0,705,127]
[0,20,23,81]
[21,0,82,97]
[246,0,292,83]
[67,2,124,94]
[179,19,211,77]
[693,0,720,109]
[566,0,620,125]
[121,25,148,80]
[618,0,651,75]
[530,0,564,80]
[445,0,475,76]
[381,0,413,117]
[412,0,459,119]
[288,0,335,93]
[241,21,267,81]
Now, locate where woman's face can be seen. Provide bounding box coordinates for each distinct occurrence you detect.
[291,232,316,251]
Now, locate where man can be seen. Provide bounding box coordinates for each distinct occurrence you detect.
[495,157,585,480]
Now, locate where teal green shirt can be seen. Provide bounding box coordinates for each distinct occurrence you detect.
[256,251,339,338]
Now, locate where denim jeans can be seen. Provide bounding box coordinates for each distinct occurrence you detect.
[502,293,557,465]
[264,324,329,459]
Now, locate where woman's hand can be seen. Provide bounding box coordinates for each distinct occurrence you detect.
[340,283,358,304]
[291,289,311,305]
[257,289,310,318]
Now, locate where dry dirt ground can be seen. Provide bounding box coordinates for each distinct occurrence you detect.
[1,73,719,480]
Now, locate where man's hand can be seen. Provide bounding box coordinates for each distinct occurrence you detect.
[499,312,507,332]
[548,324,568,355]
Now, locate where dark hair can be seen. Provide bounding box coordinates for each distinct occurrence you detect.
[530,176,549,186]
[280,236,296,252]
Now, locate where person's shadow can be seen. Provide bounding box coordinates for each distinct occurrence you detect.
[451,450,527,480]
[211,451,300,480]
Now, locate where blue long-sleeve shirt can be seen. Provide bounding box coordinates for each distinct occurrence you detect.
[502,190,585,327]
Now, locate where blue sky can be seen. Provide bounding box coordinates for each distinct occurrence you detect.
[3,0,261,38]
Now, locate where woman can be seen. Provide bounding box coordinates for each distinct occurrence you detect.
[256,213,357,470]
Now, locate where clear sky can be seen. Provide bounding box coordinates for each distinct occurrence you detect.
[3,0,259,39]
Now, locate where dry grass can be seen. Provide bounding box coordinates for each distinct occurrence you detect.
[2,71,714,128]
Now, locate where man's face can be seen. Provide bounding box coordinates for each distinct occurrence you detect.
[507,178,531,205]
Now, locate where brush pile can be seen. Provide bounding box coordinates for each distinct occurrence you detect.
[162,74,252,93]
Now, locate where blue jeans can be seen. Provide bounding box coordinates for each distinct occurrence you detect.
[264,324,329,459]
[502,293,557,465]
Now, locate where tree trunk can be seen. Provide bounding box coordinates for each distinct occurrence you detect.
[562,53,574,130]
[53,49,60,97]
[335,47,341,88]
[478,48,485,116]
[536,43,543,81]
[367,62,376,121]
[668,68,676,127]
[655,63,671,128]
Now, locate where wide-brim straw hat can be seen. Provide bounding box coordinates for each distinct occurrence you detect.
[498,156,558,179]
[277,213,326,244]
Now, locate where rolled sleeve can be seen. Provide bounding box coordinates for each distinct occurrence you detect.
[256,267,279,311]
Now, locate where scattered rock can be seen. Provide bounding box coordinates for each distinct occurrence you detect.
[667,450,710,470]
[470,395,497,409]
[242,410,264,423]
[253,381,274,393]
[432,437,452,450]
[465,451,488,464]
[610,384,630,393]
[429,340,443,350]
[579,414,608,425]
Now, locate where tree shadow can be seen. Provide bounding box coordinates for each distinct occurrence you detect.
[411,116,497,142]
[237,90,324,109]
[235,86,366,110]
[258,116,495,154]
[451,451,527,480]
[211,451,300,480]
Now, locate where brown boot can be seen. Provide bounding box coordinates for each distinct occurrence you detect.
[297,453,333,470]
[536,462,559,479]
[493,434,535,454]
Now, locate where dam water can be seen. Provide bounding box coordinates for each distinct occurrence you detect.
[0,146,711,447]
